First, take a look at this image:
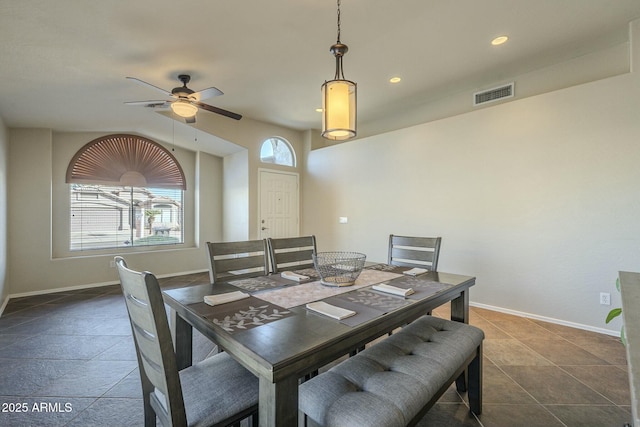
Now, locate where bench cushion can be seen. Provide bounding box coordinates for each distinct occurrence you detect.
[299,315,484,427]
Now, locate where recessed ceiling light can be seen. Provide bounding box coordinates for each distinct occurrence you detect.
[389,77,402,83]
[491,36,509,46]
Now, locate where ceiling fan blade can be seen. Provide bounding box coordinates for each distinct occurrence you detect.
[124,100,171,107]
[185,116,196,124]
[191,87,223,101]
[195,101,242,120]
[126,77,172,97]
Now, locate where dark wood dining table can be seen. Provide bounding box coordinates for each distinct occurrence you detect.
[162,265,475,427]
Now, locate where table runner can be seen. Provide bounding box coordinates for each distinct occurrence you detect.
[256,269,403,309]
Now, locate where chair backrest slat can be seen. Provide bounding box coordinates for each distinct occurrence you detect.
[390,247,436,263]
[206,240,269,283]
[267,235,317,273]
[388,234,442,271]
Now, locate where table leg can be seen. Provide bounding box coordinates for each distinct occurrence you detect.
[450,288,469,324]
[451,289,470,392]
[170,309,193,370]
[259,375,299,427]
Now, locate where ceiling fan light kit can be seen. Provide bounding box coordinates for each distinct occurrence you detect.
[321,0,357,141]
[171,99,198,118]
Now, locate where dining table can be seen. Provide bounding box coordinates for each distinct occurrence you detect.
[162,263,476,427]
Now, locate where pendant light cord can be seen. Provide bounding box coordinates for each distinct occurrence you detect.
[333,0,346,80]
[336,0,341,44]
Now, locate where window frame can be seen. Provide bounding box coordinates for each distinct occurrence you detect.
[69,184,185,252]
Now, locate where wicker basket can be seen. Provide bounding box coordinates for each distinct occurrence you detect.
[313,252,367,287]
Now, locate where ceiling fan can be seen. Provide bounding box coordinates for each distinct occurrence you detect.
[125,74,242,123]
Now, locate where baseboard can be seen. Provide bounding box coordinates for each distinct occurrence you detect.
[470,301,620,337]
[7,280,120,300]
[4,269,208,300]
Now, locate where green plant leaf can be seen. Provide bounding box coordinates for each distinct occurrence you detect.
[616,277,621,292]
[621,325,626,346]
[606,308,622,324]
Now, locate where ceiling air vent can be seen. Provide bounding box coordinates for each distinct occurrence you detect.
[473,83,514,106]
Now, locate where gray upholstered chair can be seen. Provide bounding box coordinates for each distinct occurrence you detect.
[206,240,269,284]
[388,234,442,271]
[114,256,259,427]
[267,235,317,273]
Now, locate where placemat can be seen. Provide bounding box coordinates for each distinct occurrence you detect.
[386,275,454,300]
[319,288,415,326]
[365,264,424,274]
[291,267,321,281]
[335,288,415,312]
[187,296,294,333]
[228,275,301,293]
[366,263,409,273]
[305,296,386,327]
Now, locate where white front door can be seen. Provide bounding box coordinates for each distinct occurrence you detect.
[258,169,299,239]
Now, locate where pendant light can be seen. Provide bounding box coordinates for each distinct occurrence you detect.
[321,0,357,140]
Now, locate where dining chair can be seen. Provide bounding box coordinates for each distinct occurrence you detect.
[267,235,317,273]
[388,234,442,271]
[114,256,259,427]
[206,239,269,284]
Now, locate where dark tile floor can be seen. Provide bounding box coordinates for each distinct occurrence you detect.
[0,273,633,427]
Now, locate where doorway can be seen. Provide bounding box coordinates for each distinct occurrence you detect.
[258,169,299,239]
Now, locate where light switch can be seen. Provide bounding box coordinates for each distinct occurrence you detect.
[339,217,348,224]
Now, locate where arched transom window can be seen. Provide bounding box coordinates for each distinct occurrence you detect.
[260,137,295,167]
[66,134,186,251]
[66,133,186,189]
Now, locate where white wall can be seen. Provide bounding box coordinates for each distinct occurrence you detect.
[302,66,640,334]
[0,117,7,308]
[6,129,224,294]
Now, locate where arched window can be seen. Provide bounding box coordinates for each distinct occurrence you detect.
[260,137,295,167]
[66,134,185,251]
[66,134,185,189]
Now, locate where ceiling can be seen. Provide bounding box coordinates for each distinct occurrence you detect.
[1,0,640,155]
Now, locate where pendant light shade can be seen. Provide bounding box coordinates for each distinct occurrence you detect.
[321,0,357,141]
[322,79,356,140]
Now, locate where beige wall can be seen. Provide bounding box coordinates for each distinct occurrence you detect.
[7,129,224,295]
[0,117,6,307]
[301,65,640,335]
[223,150,249,241]
[4,112,304,296]
[193,115,305,239]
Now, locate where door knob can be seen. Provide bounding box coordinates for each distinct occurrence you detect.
[261,227,269,230]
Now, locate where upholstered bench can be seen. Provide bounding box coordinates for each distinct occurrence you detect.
[299,315,484,427]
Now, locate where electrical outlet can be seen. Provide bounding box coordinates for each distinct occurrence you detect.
[600,292,611,306]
